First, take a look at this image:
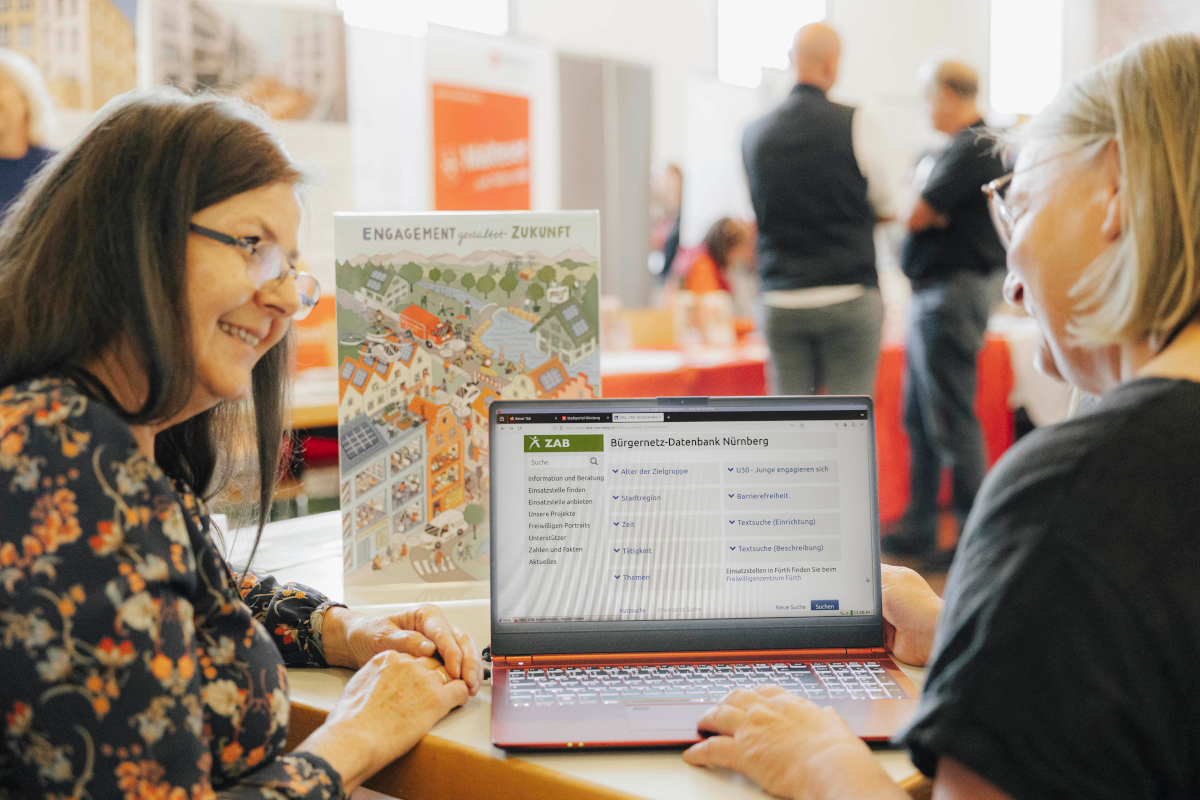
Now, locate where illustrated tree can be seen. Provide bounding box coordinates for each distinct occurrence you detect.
[461,273,476,292]
[562,273,578,290]
[499,274,518,299]
[537,265,557,285]
[463,504,485,540]
[441,268,456,286]
[429,267,442,284]
[399,262,423,291]
[526,282,545,311]
[476,274,496,299]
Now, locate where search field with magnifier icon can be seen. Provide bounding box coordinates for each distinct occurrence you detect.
[525,454,604,470]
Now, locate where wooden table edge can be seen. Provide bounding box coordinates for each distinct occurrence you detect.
[287,701,931,800]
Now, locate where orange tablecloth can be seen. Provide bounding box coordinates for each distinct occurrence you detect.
[602,337,1015,523]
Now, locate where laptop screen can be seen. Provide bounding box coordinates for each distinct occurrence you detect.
[489,397,882,653]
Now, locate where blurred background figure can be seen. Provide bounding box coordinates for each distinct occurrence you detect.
[884,59,1007,569]
[0,50,56,218]
[677,216,754,297]
[743,22,897,397]
[649,163,683,285]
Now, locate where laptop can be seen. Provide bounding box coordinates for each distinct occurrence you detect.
[488,395,919,748]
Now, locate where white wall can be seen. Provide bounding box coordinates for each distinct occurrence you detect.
[510,0,718,168]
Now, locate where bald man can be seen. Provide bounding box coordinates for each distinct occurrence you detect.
[884,59,1007,570]
[742,23,897,397]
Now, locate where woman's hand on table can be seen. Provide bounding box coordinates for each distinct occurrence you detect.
[682,686,907,800]
[321,604,483,694]
[295,650,468,794]
[881,564,943,667]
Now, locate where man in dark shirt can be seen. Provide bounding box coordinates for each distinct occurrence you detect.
[884,60,1006,569]
[742,23,896,396]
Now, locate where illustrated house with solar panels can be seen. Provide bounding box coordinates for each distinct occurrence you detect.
[356,265,408,313]
[337,355,393,421]
[530,294,599,366]
[338,412,427,574]
[526,356,569,399]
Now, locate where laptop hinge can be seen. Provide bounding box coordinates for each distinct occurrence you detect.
[492,656,534,667]
[519,649,853,667]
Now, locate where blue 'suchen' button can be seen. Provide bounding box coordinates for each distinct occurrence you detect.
[811,600,839,611]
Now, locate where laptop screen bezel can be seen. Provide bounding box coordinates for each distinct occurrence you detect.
[488,395,885,656]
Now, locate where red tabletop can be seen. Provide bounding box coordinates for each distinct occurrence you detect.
[601,337,1015,523]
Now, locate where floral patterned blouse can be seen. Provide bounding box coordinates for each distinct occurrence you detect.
[0,377,347,799]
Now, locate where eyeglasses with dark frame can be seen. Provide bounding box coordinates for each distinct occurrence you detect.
[188,223,321,320]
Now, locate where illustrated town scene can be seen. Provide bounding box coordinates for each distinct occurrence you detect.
[335,213,601,585]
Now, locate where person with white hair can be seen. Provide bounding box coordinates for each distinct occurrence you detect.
[0,48,57,216]
[684,33,1200,800]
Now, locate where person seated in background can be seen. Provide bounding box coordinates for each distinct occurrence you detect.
[676,216,754,296]
[683,33,1200,800]
[0,90,481,798]
[0,49,56,218]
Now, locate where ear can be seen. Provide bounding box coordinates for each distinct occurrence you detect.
[1099,139,1123,243]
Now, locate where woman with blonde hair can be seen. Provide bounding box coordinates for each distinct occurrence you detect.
[0,48,57,215]
[683,33,1200,800]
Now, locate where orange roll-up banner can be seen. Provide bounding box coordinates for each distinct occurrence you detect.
[431,83,530,211]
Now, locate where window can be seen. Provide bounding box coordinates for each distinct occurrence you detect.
[17,0,29,11]
[56,30,63,52]
[335,0,508,37]
[989,0,1063,114]
[0,25,8,47]
[0,1,9,13]
[18,22,31,48]
[717,0,826,87]
[70,28,76,53]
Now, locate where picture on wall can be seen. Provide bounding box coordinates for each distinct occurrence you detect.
[149,0,346,121]
[334,211,601,585]
[5,0,135,111]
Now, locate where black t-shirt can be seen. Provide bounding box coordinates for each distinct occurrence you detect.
[898,377,1200,799]
[901,120,1006,285]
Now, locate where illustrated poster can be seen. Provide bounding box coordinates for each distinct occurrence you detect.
[334,211,601,585]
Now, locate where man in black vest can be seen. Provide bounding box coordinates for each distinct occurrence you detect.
[742,22,896,397]
[883,60,1007,570]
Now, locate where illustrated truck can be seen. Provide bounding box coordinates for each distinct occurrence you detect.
[399,304,454,348]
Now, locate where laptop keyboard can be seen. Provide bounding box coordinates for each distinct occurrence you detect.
[504,661,908,706]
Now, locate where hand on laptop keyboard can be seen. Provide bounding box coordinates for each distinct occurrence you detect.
[683,685,910,800]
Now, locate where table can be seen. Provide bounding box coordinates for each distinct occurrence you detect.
[601,341,1015,524]
[256,516,931,800]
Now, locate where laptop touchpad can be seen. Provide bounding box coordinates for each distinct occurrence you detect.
[625,703,711,732]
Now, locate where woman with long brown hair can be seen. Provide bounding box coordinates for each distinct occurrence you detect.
[0,89,481,798]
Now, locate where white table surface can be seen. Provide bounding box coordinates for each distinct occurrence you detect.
[251,514,926,799]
